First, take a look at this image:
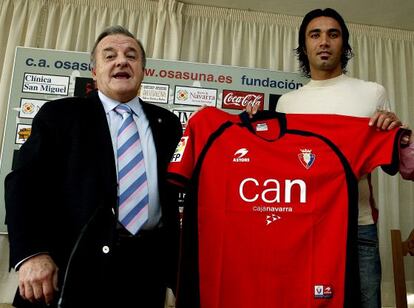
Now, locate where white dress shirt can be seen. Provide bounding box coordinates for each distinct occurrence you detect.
[99,91,161,230]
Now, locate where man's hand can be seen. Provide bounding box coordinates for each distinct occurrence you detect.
[18,254,59,305]
[369,110,412,146]
[369,110,402,130]
[245,103,260,118]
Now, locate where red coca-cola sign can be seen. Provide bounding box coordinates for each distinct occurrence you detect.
[222,90,264,110]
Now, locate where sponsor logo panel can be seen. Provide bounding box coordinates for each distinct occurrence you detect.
[15,124,32,144]
[222,89,264,110]
[22,73,69,96]
[174,85,217,107]
[139,82,169,104]
[231,146,313,225]
[19,98,48,119]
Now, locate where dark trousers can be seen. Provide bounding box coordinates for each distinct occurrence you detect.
[108,228,168,308]
[358,224,381,308]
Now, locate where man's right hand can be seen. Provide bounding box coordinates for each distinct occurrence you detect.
[18,254,59,305]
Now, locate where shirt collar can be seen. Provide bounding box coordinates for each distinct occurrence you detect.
[308,74,347,87]
[98,90,144,118]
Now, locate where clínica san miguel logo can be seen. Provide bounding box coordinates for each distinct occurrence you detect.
[298,149,315,169]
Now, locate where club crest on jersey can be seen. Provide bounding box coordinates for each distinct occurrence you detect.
[233,148,250,162]
[298,149,315,169]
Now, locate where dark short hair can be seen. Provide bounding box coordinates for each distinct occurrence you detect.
[296,8,353,77]
[90,25,146,69]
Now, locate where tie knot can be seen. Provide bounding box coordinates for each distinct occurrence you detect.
[115,104,132,116]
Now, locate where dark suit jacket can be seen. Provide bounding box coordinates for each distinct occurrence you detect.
[5,90,182,307]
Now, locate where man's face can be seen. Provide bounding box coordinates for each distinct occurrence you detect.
[304,16,344,79]
[92,34,144,102]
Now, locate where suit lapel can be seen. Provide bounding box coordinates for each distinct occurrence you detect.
[86,91,117,195]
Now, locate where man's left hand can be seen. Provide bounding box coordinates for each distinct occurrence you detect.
[369,110,413,146]
[369,110,402,130]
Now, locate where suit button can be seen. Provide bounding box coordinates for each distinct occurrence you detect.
[102,246,110,254]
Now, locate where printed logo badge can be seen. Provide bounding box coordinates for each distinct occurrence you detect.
[233,148,250,163]
[255,122,268,132]
[314,285,323,297]
[323,286,333,298]
[19,98,47,119]
[22,102,35,114]
[139,82,169,104]
[298,149,315,169]
[222,89,264,111]
[171,136,188,162]
[176,89,189,101]
[15,124,32,144]
[266,214,281,225]
[174,86,217,107]
[314,285,333,299]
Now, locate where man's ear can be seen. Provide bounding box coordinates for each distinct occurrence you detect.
[91,67,97,80]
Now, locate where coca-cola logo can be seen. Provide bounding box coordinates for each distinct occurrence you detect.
[222,90,264,110]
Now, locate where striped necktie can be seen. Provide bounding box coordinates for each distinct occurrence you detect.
[115,104,149,235]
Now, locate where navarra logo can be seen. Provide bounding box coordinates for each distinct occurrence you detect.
[233,148,250,162]
[298,149,315,169]
[176,89,189,101]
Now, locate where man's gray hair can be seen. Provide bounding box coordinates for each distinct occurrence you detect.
[90,25,146,69]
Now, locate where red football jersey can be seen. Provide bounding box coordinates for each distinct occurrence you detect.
[168,107,402,308]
